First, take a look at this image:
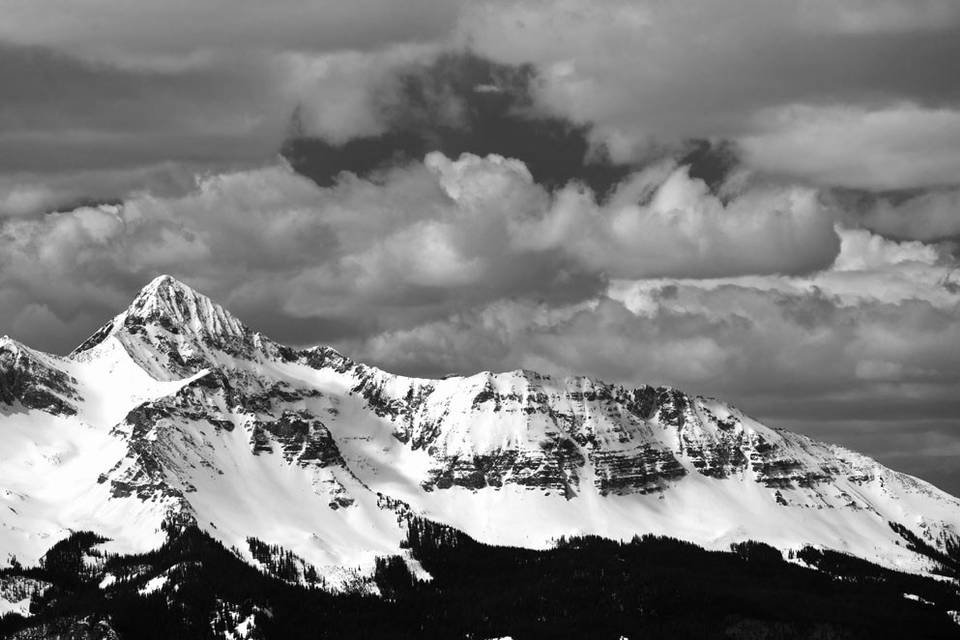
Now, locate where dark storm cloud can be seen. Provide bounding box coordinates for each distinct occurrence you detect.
[6,0,958,206]
[677,141,742,196]
[0,1,463,212]
[285,52,756,199]
[461,1,960,190]
[284,51,634,196]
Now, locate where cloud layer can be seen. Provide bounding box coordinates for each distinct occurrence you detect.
[458,1,960,188]
[0,153,841,349]
[3,0,959,210]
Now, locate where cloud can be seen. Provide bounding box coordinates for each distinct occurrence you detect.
[355,241,960,399]
[214,151,841,324]
[805,0,960,34]
[339,224,960,487]
[0,152,841,353]
[852,189,960,241]
[0,163,208,218]
[285,46,440,146]
[5,1,960,204]
[0,3,462,209]
[0,0,465,69]
[285,50,634,195]
[285,51,752,200]
[0,43,296,176]
[739,104,960,190]
[457,1,960,189]
[510,161,840,279]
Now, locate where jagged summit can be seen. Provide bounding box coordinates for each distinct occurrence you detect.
[71,275,256,362]
[125,275,248,340]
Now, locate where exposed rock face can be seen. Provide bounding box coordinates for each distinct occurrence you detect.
[332,363,848,500]
[249,410,344,469]
[591,444,686,496]
[422,440,585,497]
[72,275,293,379]
[95,364,358,515]
[0,338,80,416]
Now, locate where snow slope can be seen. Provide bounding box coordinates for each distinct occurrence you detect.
[1,275,958,587]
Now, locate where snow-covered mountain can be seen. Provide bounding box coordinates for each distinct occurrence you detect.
[2,275,959,592]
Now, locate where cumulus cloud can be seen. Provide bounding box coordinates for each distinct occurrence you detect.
[0,163,210,218]
[0,152,841,352]
[511,161,840,278]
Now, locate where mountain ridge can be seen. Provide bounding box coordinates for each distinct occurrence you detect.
[2,275,959,599]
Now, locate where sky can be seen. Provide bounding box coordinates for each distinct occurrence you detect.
[1,0,959,494]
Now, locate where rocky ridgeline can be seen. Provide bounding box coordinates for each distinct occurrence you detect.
[52,275,850,505]
[335,361,846,500]
[0,275,918,511]
[72,275,296,378]
[0,338,81,416]
[5,275,959,592]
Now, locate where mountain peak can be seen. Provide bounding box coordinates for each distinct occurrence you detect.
[71,275,252,359]
[124,275,246,339]
[134,274,205,307]
[141,273,184,293]
[116,275,250,354]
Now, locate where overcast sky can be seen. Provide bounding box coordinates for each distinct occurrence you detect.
[1,0,959,494]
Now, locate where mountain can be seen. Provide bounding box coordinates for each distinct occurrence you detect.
[2,276,960,623]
